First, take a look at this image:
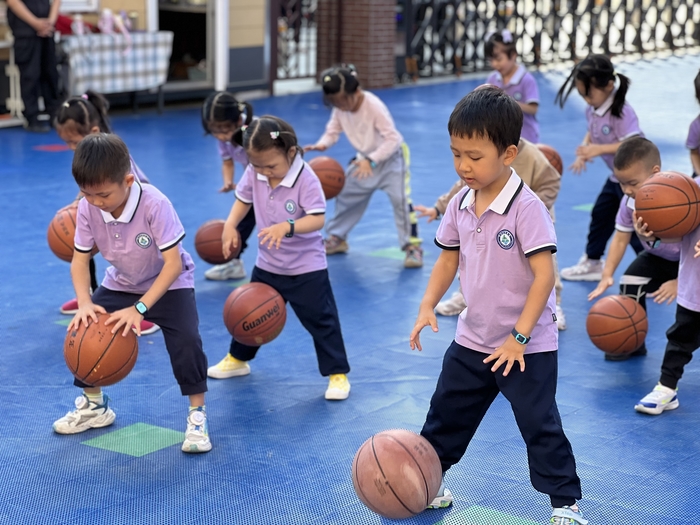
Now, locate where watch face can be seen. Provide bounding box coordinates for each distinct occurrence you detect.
[136,302,147,314]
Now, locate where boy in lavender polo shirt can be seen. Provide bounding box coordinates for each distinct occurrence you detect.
[686,70,700,178]
[53,134,211,454]
[410,88,587,525]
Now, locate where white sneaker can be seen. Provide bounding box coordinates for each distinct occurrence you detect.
[204,259,246,281]
[325,374,350,400]
[556,304,567,331]
[435,291,467,316]
[207,354,251,379]
[427,482,453,509]
[560,255,604,282]
[551,506,588,525]
[182,408,212,453]
[53,394,116,435]
[635,384,680,415]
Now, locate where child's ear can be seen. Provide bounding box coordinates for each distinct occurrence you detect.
[503,144,518,166]
[90,125,100,134]
[651,165,661,174]
[124,174,136,187]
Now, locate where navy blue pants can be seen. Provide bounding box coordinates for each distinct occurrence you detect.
[587,178,643,260]
[73,287,208,396]
[228,266,350,376]
[421,342,582,508]
[660,305,700,389]
[13,36,60,123]
[236,206,256,257]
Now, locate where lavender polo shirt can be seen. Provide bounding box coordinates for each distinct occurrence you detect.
[678,223,700,312]
[436,170,558,354]
[615,196,680,261]
[235,154,327,276]
[686,115,700,151]
[487,65,540,143]
[217,140,249,167]
[130,155,149,184]
[586,92,643,173]
[74,182,195,293]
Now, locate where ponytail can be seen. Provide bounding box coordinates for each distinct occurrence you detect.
[55,90,112,134]
[201,91,253,135]
[611,72,630,118]
[320,64,360,106]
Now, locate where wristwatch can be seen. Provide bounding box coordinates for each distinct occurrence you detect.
[285,219,295,238]
[511,328,531,345]
[647,237,661,249]
[366,157,377,169]
[134,301,148,316]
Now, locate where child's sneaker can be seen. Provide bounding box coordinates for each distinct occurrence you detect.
[182,407,212,453]
[404,245,423,268]
[204,259,246,281]
[207,354,251,379]
[560,255,604,282]
[138,321,160,335]
[556,304,567,331]
[324,235,349,255]
[53,394,116,434]
[435,291,467,316]
[634,383,679,415]
[427,482,453,509]
[325,374,350,400]
[60,298,79,315]
[550,506,588,524]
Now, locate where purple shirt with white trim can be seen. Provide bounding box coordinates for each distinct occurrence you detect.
[677,178,700,312]
[615,196,680,261]
[487,65,540,143]
[235,154,327,276]
[686,115,700,151]
[74,182,195,293]
[436,170,558,354]
[217,140,249,167]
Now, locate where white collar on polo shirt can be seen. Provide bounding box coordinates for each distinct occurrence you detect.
[592,90,615,116]
[459,168,524,215]
[626,195,636,210]
[507,64,527,86]
[256,153,305,188]
[100,180,142,223]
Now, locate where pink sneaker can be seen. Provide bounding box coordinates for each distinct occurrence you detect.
[138,320,160,336]
[60,298,79,315]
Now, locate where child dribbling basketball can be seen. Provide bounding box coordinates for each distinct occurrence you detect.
[200,91,257,281]
[53,134,211,453]
[410,88,587,525]
[207,116,352,400]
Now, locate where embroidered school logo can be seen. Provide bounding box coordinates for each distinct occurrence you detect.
[135,233,152,248]
[602,124,611,135]
[285,199,297,214]
[513,92,522,101]
[496,229,515,250]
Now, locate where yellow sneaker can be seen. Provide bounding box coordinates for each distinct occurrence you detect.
[207,354,251,379]
[325,374,350,400]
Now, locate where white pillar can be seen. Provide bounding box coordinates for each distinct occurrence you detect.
[215,0,230,91]
[146,0,158,32]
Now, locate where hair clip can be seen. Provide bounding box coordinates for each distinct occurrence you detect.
[63,101,70,108]
[241,125,248,132]
[501,29,513,43]
[323,75,331,82]
[238,103,245,112]
[270,131,280,139]
[81,93,89,100]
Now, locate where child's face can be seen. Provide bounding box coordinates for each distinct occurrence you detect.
[450,133,516,190]
[614,161,660,198]
[80,174,135,217]
[326,91,361,112]
[576,79,614,109]
[209,118,242,142]
[56,121,100,150]
[489,46,517,77]
[248,147,295,180]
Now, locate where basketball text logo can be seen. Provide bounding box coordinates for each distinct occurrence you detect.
[135,233,152,248]
[496,229,515,250]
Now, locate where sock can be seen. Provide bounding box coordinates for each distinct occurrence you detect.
[569,504,579,512]
[84,391,104,404]
[189,405,206,413]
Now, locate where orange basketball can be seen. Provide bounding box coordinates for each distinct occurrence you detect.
[309,156,345,199]
[223,282,286,346]
[634,171,700,238]
[195,219,241,265]
[64,314,139,387]
[586,295,648,355]
[351,429,442,520]
[536,143,563,175]
[47,204,98,262]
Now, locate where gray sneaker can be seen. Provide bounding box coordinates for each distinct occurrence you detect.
[435,291,467,316]
[427,482,453,509]
[53,394,116,435]
[560,255,604,282]
[204,259,246,281]
[324,235,349,255]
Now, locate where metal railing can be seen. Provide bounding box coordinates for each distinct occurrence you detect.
[270,0,318,81]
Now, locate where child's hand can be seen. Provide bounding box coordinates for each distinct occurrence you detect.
[575,144,598,160]
[588,276,614,301]
[67,302,107,332]
[483,336,525,376]
[105,307,143,337]
[695,239,700,258]
[569,156,588,175]
[258,222,289,250]
[415,204,439,223]
[632,212,656,241]
[221,221,240,259]
[649,279,678,305]
[409,307,439,351]
[303,144,327,152]
[219,181,235,193]
[352,159,373,179]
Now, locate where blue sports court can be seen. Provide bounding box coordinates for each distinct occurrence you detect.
[1,54,699,524]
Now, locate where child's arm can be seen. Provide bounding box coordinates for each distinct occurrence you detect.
[409,250,460,351]
[222,199,252,257]
[6,0,52,35]
[48,0,60,25]
[576,141,623,161]
[649,279,678,305]
[690,149,700,176]
[67,250,107,331]
[415,180,466,222]
[258,214,325,250]
[588,230,632,300]
[570,132,591,174]
[483,250,554,375]
[518,102,538,115]
[304,110,342,152]
[220,159,235,193]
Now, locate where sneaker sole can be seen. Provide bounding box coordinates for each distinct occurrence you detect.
[560,273,603,282]
[138,325,161,336]
[634,399,680,415]
[53,411,116,435]
[325,389,350,400]
[404,261,423,269]
[204,272,247,281]
[207,366,251,379]
[60,308,79,315]
[182,440,212,453]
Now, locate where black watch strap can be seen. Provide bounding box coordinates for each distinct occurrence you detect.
[285,219,295,238]
[511,328,531,345]
[134,301,148,315]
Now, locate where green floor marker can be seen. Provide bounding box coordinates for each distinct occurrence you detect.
[572,203,594,212]
[369,247,405,260]
[432,506,540,525]
[54,319,71,326]
[82,423,184,457]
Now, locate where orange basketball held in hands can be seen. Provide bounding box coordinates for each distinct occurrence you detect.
[308,156,345,199]
[586,295,648,356]
[634,171,700,238]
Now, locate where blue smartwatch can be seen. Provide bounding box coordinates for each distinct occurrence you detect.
[511,328,531,345]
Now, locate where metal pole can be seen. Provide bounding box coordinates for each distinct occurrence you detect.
[215,0,230,91]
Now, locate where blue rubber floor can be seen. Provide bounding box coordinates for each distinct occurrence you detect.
[2,54,700,525]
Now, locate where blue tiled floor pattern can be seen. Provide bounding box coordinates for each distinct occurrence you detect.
[2,54,700,524]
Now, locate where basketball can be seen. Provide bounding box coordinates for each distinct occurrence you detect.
[634,171,700,238]
[47,204,98,262]
[586,295,648,355]
[64,313,139,387]
[195,219,241,265]
[309,156,345,199]
[351,429,442,520]
[223,282,286,346]
[536,143,563,175]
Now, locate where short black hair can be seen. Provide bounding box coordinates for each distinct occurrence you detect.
[320,65,360,106]
[72,133,131,188]
[448,86,522,154]
[694,69,700,105]
[55,90,112,134]
[613,137,661,171]
[201,91,254,142]
[242,115,301,157]
[484,29,517,59]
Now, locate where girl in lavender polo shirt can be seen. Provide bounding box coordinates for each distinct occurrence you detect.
[555,55,645,282]
[208,116,352,401]
[200,91,257,282]
[685,70,700,178]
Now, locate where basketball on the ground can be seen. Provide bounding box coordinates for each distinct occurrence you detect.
[47,204,98,262]
[351,429,442,520]
[195,219,241,265]
[223,282,286,346]
[309,156,345,199]
[586,295,648,355]
[64,313,139,387]
[536,143,563,175]
[634,171,700,238]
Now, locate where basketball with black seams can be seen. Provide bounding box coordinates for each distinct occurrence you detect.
[195,219,241,264]
[351,429,443,520]
[47,204,98,262]
[536,143,563,175]
[586,295,648,355]
[634,171,700,238]
[309,156,345,199]
[64,313,139,387]
[223,282,286,346]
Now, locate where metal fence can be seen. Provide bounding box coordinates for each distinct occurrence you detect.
[270,0,318,81]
